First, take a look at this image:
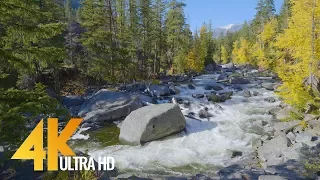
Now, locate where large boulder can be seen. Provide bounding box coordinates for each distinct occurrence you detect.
[119,104,186,145]
[258,134,291,167]
[78,90,142,123]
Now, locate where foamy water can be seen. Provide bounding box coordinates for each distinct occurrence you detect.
[75,74,280,175]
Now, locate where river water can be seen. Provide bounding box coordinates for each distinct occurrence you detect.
[71,73,280,176]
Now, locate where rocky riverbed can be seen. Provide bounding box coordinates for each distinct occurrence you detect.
[57,65,320,179]
[6,65,319,180]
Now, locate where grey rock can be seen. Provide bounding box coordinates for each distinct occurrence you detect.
[259,175,287,180]
[286,132,296,143]
[150,85,171,97]
[169,85,180,95]
[139,94,157,106]
[268,107,282,115]
[282,142,304,160]
[192,94,205,99]
[265,167,277,175]
[81,123,93,129]
[119,104,186,145]
[243,90,252,97]
[265,97,276,103]
[261,135,270,142]
[221,63,235,69]
[293,126,303,134]
[307,119,320,128]
[304,114,318,122]
[188,84,196,90]
[274,120,301,133]
[275,106,293,120]
[183,101,191,108]
[230,77,250,84]
[204,84,223,91]
[264,125,275,135]
[262,83,277,91]
[78,90,142,123]
[62,95,84,107]
[295,132,315,147]
[305,126,320,136]
[198,108,212,119]
[205,63,218,72]
[258,134,291,167]
[119,83,147,92]
[217,74,229,81]
[207,94,231,103]
[226,149,243,158]
[252,91,260,96]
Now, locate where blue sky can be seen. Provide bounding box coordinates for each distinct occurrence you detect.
[184,0,283,31]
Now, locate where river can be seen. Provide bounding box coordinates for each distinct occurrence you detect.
[71,72,280,177]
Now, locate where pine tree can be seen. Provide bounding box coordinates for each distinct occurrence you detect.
[278,0,292,30]
[0,0,66,91]
[151,0,166,73]
[166,0,187,71]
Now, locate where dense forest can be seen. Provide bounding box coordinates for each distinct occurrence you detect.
[0,0,320,151]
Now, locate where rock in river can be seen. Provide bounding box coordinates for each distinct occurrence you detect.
[149,85,171,97]
[62,95,84,107]
[78,90,142,123]
[230,77,250,84]
[119,104,186,145]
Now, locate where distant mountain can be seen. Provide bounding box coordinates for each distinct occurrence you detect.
[213,24,243,38]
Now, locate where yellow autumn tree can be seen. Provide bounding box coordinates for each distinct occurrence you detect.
[275,0,320,109]
[221,46,229,64]
[257,18,279,70]
[186,48,198,72]
[232,38,251,65]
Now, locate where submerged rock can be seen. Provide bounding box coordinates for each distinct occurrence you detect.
[192,94,205,99]
[207,92,232,103]
[217,74,229,81]
[243,90,252,98]
[230,77,250,84]
[169,85,180,95]
[119,104,186,145]
[198,108,212,119]
[226,149,243,158]
[188,84,196,90]
[265,97,276,103]
[78,90,142,123]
